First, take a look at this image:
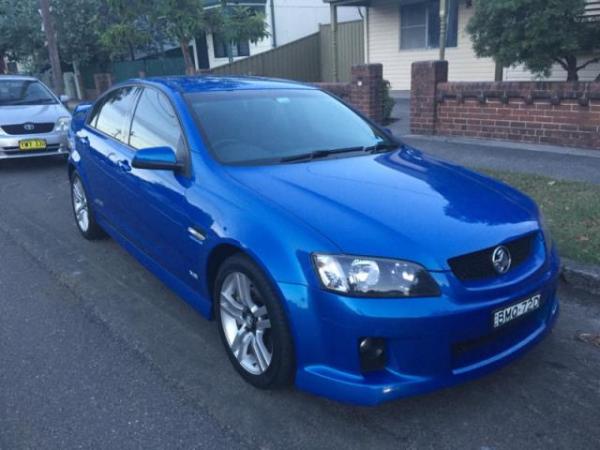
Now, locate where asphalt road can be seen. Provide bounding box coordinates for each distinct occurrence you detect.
[1,158,599,450]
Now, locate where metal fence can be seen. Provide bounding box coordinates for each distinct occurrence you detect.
[209,20,364,83]
[319,21,364,83]
[80,57,186,90]
[209,32,322,82]
[80,20,364,93]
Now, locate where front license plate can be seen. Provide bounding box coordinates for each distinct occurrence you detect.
[19,139,47,151]
[493,294,541,328]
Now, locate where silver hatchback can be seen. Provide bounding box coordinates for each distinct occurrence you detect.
[0,75,71,160]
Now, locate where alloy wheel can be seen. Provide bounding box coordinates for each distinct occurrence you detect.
[72,177,89,233]
[219,272,273,375]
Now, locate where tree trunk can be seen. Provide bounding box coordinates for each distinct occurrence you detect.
[39,0,64,95]
[0,52,5,74]
[128,43,135,61]
[565,55,579,82]
[180,39,195,75]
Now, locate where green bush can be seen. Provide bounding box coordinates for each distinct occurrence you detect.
[382,79,395,123]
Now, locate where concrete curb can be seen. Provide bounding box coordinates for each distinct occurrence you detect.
[401,134,600,160]
[561,259,600,296]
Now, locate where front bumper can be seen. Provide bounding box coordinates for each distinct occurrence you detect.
[279,248,561,406]
[0,131,68,160]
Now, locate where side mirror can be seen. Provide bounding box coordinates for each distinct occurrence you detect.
[60,94,71,103]
[131,146,183,171]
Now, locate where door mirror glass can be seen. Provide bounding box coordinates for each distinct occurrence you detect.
[131,146,183,171]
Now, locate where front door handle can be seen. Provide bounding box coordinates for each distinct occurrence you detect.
[117,160,131,173]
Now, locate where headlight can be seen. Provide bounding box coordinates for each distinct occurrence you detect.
[539,212,553,254]
[313,254,440,298]
[54,116,71,132]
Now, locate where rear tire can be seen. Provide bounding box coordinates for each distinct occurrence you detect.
[70,171,105,240]
[214,254,295,389]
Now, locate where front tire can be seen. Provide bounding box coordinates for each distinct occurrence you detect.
[214,254,295,389]
[70,172,105,240]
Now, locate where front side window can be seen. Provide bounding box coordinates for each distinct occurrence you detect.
[0,80,57,106]
[400,0,459,50]
[93,87,139,142]
[186,89,394,165]
[129,89,182,151]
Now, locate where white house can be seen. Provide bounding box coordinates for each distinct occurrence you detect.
[325,0,600,90]
[202,0,362,69]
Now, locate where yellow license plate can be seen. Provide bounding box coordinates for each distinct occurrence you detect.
[19,139,47,151]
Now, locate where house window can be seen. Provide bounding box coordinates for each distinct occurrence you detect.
[213,34,251,59]
[400,0,459,50]
[212,5,265,59]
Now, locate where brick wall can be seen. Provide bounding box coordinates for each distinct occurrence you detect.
[315,64,385,123]
[411,61,600,150]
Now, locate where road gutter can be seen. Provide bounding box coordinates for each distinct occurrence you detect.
[562,259,600,296]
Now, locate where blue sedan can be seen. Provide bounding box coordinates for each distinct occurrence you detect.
[68,76,559,405]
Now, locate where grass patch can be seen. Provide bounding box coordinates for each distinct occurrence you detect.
[479,169,600,266]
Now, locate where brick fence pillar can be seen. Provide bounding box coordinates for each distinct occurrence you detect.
[410,60,448,134]
[93,73,113,97]
[350,64,384,123]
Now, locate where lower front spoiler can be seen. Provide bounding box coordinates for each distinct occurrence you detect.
[295,299,559,406]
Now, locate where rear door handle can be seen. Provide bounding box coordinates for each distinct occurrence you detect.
[117,160,131,173]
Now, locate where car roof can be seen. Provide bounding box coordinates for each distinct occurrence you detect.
[138,75,317,94]
[0,75,39,81]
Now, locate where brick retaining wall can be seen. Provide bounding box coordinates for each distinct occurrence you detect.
[411,61,600,150]
[315,64,384,123]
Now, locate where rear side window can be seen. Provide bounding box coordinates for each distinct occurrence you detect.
[92,87,139,142]
[129,89,182,151]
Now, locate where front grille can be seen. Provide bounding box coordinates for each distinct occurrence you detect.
[448,233,536,281]
[2,123,54,135]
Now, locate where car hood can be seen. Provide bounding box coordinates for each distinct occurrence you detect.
[0,103,68,125]
[225,147,540,270]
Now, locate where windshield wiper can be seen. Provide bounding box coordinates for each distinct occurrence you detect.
[279,142,398,163]
[363,142,398,154]
[279,146,364,163]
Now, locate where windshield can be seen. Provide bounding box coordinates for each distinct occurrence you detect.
[0,79,58,106]
[185,89,395,164]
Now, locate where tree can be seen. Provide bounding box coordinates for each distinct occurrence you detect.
[54,0,111,68]
[101,0,155,61]
[156,0,205,74]
[467,0,600,82]
[205,2,269,64]
[0,0,45,73]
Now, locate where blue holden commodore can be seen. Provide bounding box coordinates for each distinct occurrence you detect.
[68,76,559,405]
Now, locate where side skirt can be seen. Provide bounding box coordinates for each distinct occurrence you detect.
[97,215,213,320]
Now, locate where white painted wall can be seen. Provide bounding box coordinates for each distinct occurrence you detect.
[366,0,600,90]
[504,57,600,82]
[207,0,362,69]
[367,0,495,90]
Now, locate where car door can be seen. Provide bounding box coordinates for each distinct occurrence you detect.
[119,87,201,289]
[76,86,140,227]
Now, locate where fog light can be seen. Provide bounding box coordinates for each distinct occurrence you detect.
[358,337,386,372]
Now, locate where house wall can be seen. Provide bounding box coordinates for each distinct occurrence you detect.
[367,0,600,90]
[367,0,495,90]
[504,57,600,82]
[207,0,361,69]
